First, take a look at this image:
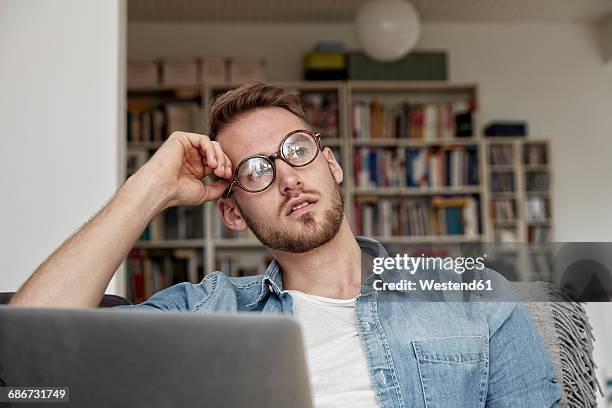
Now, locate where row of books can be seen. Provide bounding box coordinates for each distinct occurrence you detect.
[127,249,203,303]
[525,171,550,192]
[490,144,550,167]
[492,213,551,242]
[489,145,513,165]
[524,144,548,165]
[528,226,550,243]
[490,199,515,220]
[301,92,339,138]
[215,254,273,277]
[525,198,549,221]
[353,196,479,237]
[490,172,515,192]
[490,198,549,225]
[127,150,149,178]
[140,206,204,241]
[354,146,479,188]
[493,227,518,243]
[127,100,201,143]
[352,100,474,140]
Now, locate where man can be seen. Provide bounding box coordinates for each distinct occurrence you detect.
[10,83,560,407]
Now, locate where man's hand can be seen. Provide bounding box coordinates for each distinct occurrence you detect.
[9,131,234,308]
[137,131,233,209]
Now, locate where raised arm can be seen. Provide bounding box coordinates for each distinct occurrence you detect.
[9,132,232,308]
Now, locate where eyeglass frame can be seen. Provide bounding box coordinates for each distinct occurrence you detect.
[221,129,322,198]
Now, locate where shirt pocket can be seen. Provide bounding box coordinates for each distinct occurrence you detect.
[412,336,488,408]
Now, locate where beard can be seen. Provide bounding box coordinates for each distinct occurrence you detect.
[239,177,344,254]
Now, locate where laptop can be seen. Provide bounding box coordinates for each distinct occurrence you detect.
[0,307,313,408]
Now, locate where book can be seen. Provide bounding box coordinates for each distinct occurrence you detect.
[165,102,200,134]
[524,144,548,165]
[173,249,199,283]
[490,172,515,192]
[353,195,479,237]
[525,198,548,221]
[126,150,149,178]
[126,249,205,303]
[301,91,339,138]
[494,227,518,243]
[528,226,550,243]
[126,99,201,143]
[215,254,266,277]
[525,171,550,192]
[490,199,515,220]
[352,100,474,140]
[489,144,514,165]
[353,146,478,188]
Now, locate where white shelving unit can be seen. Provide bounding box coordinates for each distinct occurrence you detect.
[485,138,554,280]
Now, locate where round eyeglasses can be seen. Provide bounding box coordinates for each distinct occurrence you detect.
[222,129,322,198]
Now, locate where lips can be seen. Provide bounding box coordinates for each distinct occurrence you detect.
[288,201,317,217]
[284,195,318,216]
[291,201,310,212]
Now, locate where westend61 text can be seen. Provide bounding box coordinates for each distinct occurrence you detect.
[373,279,493,292]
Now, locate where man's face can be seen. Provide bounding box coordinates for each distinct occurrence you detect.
[216,107,344,253]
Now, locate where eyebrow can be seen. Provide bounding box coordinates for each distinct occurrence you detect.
[239,128,313,162]
[245,142,279,159]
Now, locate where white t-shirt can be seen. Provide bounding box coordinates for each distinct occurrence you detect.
[285,290,379,408]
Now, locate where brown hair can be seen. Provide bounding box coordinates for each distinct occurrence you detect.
[208,82,309,140]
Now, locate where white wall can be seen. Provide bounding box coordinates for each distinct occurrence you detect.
[128,20,612,400]
[0,0,126,295]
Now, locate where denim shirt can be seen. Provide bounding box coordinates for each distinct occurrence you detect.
[118,236,561,407]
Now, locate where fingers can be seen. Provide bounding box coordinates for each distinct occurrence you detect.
[203,179,231,202]
[224,153,233,178]
[210,141,229,178]
[173,132,233,179]
[205,141,232,179]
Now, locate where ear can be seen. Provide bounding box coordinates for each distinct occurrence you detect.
[322,147,343,184]
[217,197,248,231]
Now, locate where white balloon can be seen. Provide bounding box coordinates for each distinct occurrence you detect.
[355,0,421,62]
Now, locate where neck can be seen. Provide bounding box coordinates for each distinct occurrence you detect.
[269,217,363,299]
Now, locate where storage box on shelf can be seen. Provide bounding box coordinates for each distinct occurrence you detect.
[161,59,200,87]
[127,60,159,88]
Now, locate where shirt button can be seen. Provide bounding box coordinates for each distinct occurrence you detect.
[362,320,371,331]
[378,370,387,385]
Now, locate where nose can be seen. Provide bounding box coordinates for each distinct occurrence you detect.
[274,158,303,196]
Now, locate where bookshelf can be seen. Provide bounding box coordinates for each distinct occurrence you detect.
[485,138,554,281]
[124,81,554,300]
[346,81,484,246]
[485,139,553,243]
